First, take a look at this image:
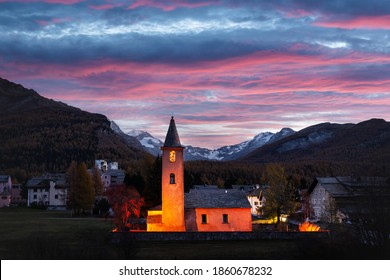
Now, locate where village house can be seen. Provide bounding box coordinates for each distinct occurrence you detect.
[0,175,12,207]
[231,185,270,217]
[11,183,25,205]
[308,176,390,223]
[26,173,68,209]
[147,117,252,232]
[93,160,125,191]
[246,187,267,216]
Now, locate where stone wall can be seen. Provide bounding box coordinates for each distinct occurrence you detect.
[111,231,330,242]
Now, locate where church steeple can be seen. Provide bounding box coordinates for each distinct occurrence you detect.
[163,116,182,148]
[160,116,185,231]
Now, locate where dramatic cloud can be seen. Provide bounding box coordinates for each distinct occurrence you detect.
[0,0,389,148]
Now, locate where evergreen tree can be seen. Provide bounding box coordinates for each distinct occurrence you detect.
[67,161,78,210]
[91,165,104,196]
[262,164,299,224]
[67,161,95,215]
[143,155,162,207]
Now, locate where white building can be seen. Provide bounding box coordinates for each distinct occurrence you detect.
[93,159,124,190]
[308,177,390,223]
[232,185,269,216]
[26,174,68,209]
[247,188,266,216]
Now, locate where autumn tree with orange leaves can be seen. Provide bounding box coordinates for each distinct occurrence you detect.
[106,185,144,232]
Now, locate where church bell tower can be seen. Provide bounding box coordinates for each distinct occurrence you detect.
[161,116,186,231]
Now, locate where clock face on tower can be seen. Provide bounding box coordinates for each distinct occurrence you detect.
[169,150,176,163]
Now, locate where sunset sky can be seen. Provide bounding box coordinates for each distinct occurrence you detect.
[1,0,389,148]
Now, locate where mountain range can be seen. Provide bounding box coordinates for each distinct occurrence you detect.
[1,76,390,180]
[242,118,390,166]
[115,123,295,161]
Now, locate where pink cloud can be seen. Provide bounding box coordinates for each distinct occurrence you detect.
[35,17,72,26]
[3,48,390,105]
[89,3,124,10]
[0,0,83,3]
[314,15,390,30]
[128,0,217,11]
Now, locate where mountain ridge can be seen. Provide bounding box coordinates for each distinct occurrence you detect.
[0,77,148,180]
[120,125,295,161]
[242,118,390,166]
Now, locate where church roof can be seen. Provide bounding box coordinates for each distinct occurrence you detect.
[185,189,251,209]
[163,116,183,148]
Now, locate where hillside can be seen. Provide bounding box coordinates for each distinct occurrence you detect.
[0,77,148,180]
[242,119,390,175]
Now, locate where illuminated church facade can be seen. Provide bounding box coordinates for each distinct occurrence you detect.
[147,117,252,232]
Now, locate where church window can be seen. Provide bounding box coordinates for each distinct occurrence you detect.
[170,173,175,184]
[201,214,207,224]
[222,214,229,224]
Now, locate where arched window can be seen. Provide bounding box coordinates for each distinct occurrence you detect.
[170,173,175,184]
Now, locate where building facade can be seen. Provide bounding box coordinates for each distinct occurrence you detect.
[93,160,125,191]
[26,174,68,209]
[147,117,252,232]
[308,176,390,223]
[0,175,12,207]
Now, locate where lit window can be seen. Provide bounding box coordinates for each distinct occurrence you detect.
[222,214,229,224]
[201,214,207,224]
[170,173,175,184]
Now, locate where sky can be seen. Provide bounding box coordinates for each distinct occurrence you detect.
[0,0,389,149]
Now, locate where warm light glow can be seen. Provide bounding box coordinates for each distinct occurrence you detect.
[252,217,278,224]
[169,150,176,163]
[299,221,321,232]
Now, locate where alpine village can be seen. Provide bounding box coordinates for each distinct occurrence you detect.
[1,77,390,259]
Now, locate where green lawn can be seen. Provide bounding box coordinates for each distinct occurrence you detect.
[1,207,382,260]
[0,207,115,259]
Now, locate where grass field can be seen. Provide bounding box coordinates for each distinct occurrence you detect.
[0,207,116,259]
[0,207,385,260]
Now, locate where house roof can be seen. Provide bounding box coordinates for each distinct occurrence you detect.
[232,184,258,191]
[163,116,183,148]
[192,185,218,189]
[26,173,68,188]
[0,175,10,183]
[247,188,262,198]
[185,189,251,209]
[310,176,390,198]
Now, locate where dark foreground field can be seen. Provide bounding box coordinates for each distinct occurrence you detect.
[0,208,386,260]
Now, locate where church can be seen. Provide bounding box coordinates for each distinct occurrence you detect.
[146,117,252,232]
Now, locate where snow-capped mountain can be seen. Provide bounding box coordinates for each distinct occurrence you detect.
[184,128,294,161]
[127,129,163,156]
[120,125,295,161]
[218,132,274,160]
[109,121,145,150]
